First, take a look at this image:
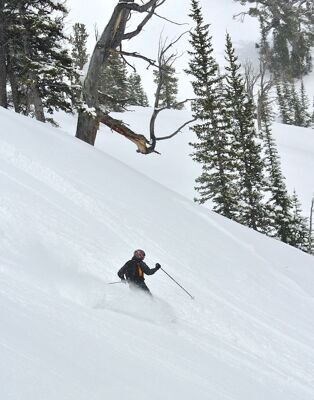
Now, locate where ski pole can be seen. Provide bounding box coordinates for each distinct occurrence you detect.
[107,281,124,285]
[161,268,194,300]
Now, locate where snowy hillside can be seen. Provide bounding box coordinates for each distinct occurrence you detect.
[58,107,314,215]
[1,107,314,399]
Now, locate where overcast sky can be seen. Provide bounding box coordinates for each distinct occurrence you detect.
[66,0,260,102]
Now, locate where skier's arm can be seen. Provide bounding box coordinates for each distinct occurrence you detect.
[117,262,129,280]
[141,262,161,276]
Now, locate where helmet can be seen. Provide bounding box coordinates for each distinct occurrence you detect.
[134,249,146,260]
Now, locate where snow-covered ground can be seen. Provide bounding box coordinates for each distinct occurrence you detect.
[1,0,314,398]
[1,107,314,399]
[58,107,314,216]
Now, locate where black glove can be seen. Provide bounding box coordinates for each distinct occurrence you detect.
[155,263,161,270]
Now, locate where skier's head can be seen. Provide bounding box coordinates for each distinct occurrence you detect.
[134,249,146,261]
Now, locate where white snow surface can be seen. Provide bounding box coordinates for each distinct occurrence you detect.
[58,107,314,215]
[1,107,314,399]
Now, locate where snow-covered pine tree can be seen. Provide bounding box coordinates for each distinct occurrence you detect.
[271,29,291,77]
[289,190,309,252]
[186,0,238,220]
[276,79,293,125]
[224,33,267,232]
[259,86,296,244]
[235,0,314,79]
[7,0,75,123]
[299,80,312,128]
[290,81,304,127]
[70,23,89,71]
[128,71,149,107]
[309,197,314,255]
[70,22,89,108]
[153,65,183,109]
[0,0,7,108]
[98,52,129,112]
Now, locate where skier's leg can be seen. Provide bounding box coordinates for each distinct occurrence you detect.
[138,282,152,296]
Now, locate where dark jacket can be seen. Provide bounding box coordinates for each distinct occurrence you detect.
[118,257,159,283]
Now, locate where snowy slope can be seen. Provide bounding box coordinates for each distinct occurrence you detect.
[1,107,314,399]
[58,107,314,215]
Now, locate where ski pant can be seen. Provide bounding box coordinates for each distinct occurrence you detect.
[129,281,152,295]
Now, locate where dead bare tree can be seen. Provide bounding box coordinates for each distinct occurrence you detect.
[75,0,194,154]
[147,35,195,152]
[243,61,260,102]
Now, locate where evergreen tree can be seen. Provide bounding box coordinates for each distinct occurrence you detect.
[0,0,7,108]
[259,88,296,243]
[276,78,296,125]
[98,52,129,112]
[70,23,89,70]
[290,81,304,127]
[128,71,149,107]
[70,22,89,108]
[309,197,314,255]
[153,65,183,109]
[276,80,292,125]
[6,0,75,122]
[289,190,309,252]
[186,0,238,219]
[224,33,267,232]
[276,79,312,128]
[299,80,312,128]
[271,28,291,77]
[235,0,314,79]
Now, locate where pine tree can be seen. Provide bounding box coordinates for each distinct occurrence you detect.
[290,81,304,127]
[224,33,267,232]
[289,190,309,252]
[70,23,89,70]
[235,0,314,79]
[309,198,314,255]
[98,52,129,112]
[153,65,182,109]
[70,22,89,108]
[259,88,296,243]
[0,0,7,108]
[271,29,291,77]
[128,71,149,107]
[186,0,238,219]
[299,80,312,128]
[6,0,75,122]
[276,79,294,125]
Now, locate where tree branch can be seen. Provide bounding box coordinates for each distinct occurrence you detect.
[122,4,156,40]
[118,50,158,69]
[156,118,196,141]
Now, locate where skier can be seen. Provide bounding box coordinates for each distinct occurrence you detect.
[117,249,161,295]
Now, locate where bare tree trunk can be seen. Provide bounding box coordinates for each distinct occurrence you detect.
[76,0,162,145]
[29,81,45,122]
[7,53,21,112]
[75,1,194,153]
[76,3,132,145]
[0,0,8,108]
[20,4,45,122]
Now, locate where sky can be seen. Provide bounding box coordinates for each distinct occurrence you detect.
[65,0,260,102]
